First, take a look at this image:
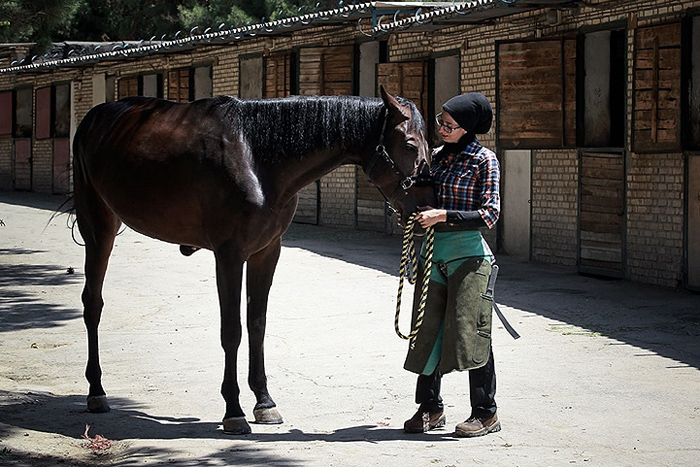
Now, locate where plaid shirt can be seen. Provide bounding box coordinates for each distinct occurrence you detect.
[431,139,500,229]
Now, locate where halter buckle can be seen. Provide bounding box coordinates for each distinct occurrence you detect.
[400,176,415,191]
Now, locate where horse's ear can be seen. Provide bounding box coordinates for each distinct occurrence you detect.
[379,85,411,122]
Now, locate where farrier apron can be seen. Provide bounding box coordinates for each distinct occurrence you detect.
[404,228,495,375]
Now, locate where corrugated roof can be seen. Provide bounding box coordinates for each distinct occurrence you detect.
[0,1,578,74]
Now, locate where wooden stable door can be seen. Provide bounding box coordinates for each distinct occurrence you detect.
[579,152,625,277]
[53,138,71,194]
[298,46,353,96]
[377,61,428,117]
[688,155,700,290]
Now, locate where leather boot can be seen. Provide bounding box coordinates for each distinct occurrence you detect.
[404,409,446,433]
[454,412,500,437]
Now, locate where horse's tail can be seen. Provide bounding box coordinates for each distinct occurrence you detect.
[39,107,101,243]
[69,104,108,246]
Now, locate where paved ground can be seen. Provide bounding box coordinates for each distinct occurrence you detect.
[0,190,698,467]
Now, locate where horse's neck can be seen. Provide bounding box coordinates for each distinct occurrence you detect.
[269,146,365,205]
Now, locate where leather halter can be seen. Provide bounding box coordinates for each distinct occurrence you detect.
[363,109,429,214]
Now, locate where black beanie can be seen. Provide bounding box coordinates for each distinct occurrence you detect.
[442,92,493,135]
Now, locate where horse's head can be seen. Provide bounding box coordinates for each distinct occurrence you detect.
[364,86,435,227]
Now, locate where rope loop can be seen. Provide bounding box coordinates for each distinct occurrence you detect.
[394,213,435,349]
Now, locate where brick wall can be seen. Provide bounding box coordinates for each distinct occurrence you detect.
[320,166,355,227]
[531,149,579,267]
[626,152,685,286]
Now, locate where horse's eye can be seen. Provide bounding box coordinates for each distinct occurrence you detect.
[405,144,418,153]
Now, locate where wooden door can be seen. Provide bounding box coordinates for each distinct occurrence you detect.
[632,23,681,153]
[502,150,532,259]
[265,52,293,98]
[688,155,700,290]
[298,46,353,96]
[579,151,625,276]
[53,138,71,194]
[377,61,428,117]
[13,139,31,191]
[168,69,190,102]
[118,75,139,99]
[498,39,576,148]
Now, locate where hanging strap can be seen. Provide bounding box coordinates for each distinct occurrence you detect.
[395,213,435,349]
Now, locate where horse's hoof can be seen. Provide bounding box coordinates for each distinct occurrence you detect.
[223,417,252,435]
[86,395,110,413]
[253,407,283,424]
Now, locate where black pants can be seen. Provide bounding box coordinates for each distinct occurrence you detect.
[415,348,497,419]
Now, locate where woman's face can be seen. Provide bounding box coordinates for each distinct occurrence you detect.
[436,111,467,144]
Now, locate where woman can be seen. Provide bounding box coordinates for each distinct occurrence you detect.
[403,92,501,438]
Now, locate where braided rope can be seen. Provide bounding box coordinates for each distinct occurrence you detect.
[395,213,435,349]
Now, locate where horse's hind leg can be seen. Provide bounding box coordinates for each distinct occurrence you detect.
[246,238,283,424]
[74,188,121,413]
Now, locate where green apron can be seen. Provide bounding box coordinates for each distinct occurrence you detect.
[403,230,494,375]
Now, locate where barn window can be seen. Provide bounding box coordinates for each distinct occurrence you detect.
[580,28,626,148]
[497,38,577,149]
[106,75,116,102]
[632,22,682,153]
[117,74,163,99]
[298,45,354,96]
[141,73,163,98]
[168,66,212,102]
[118,75,139,99]
[377,60,429,116]
[193,66,212,100]
[265,51,295,98]
[54,83,71,138]
[168,68,189,102]
[35,87,52,140]
[240,54,264,98]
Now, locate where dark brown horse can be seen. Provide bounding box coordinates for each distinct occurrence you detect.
[72,87,433,434]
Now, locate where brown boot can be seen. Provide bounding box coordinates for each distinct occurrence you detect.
[403,410,446,433]
[454,413,501,438]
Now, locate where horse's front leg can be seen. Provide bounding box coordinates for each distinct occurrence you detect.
[214,245,248,434]
[247,238,283,424]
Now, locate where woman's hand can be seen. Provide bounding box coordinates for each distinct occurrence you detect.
[414,206,447,228]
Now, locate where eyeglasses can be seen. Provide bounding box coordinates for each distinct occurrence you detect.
[435,113,461,133]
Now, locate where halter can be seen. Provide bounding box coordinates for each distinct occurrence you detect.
[363,109,429,215]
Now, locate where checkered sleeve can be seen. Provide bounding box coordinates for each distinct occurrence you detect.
[477,149,500,229]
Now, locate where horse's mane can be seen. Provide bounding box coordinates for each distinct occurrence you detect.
[218,94,423,162]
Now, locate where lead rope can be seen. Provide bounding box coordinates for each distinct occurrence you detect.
[395,213,435,349]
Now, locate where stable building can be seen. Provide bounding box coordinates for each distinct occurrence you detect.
[1,0,699,291]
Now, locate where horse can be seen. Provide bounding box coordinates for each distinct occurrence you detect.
[72,86,434,434]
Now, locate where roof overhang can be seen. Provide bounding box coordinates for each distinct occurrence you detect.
[0,1,581,74]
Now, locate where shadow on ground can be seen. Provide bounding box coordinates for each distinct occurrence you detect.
[0,261,82,332]
[0,390,459,466]
[283,223,700,371]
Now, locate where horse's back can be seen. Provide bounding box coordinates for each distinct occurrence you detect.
[72,96,263,248]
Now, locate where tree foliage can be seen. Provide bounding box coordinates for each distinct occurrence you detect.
[0,0,85,53]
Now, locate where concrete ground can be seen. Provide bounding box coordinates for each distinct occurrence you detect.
[0,190,698,467]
